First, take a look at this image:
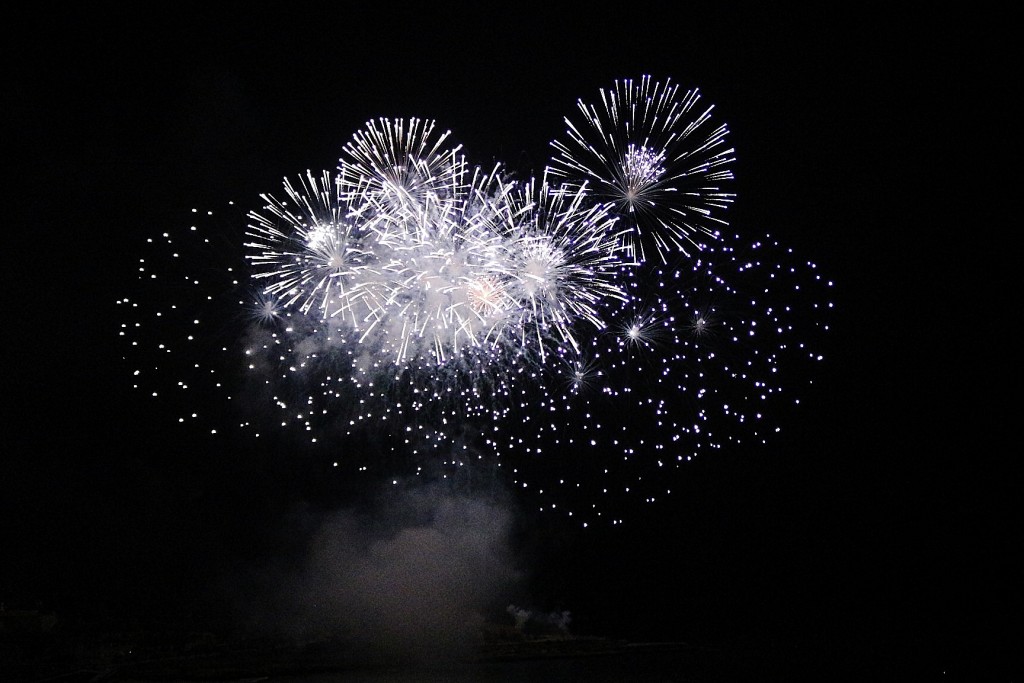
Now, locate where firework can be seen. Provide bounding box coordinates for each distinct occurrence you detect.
[548,75,736,264]
[120,77,832,526]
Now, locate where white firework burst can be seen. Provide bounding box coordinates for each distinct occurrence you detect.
[245,170,376,320]
[548,75,736,263]
[498,177,632,358]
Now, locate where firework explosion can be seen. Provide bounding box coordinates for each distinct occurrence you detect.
[119,76,832,526]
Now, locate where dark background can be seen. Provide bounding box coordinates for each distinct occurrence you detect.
[3,4,1014,678]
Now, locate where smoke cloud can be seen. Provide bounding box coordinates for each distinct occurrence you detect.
[238,477,526,665]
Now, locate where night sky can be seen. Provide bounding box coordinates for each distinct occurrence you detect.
[4,5,1015,679]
